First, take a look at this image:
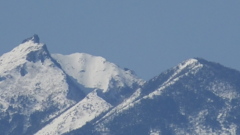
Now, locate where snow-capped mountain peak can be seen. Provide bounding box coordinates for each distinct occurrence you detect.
[2,35,240,135]
[0,35,53,74]
[0,35,87,134]
[22,34,40,44]
[173,58,203,73]
[0,35,76,113]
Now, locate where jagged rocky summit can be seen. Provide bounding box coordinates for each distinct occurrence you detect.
[0,35,240,135]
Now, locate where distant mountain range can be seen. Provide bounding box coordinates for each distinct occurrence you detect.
[0,35,240,135]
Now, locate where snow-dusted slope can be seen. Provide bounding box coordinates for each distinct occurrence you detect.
[146,58,203,99]
[35,91,112,135]
[93,58,204,124]
[52,53,144,93]
[79,58,240,135]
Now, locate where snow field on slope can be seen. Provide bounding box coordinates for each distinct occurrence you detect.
[35,91,112,135]
[52,53,143,93]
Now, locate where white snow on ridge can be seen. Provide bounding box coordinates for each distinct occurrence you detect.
[146,58,203,99]
[93,59,204,127]
[95,88,142,125]
[165,58,202,85]
[0,40,46,74]
[35,91,112,135]
[52,53,144,93]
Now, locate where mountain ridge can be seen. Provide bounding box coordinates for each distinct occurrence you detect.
[0,35,239,135]
[81,56,240,135]
[0,35,144,135]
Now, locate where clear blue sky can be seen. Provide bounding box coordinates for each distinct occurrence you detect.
[0,1,240,80]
